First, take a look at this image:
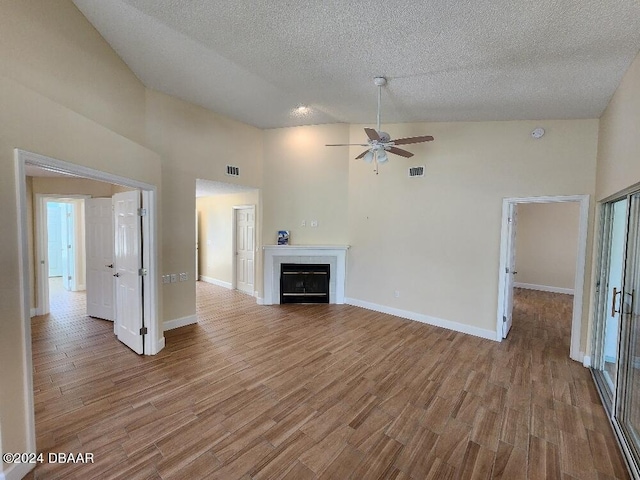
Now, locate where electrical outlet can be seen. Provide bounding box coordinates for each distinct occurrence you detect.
[179,272,188,282]
[310,220,318,227]
[162,275,170,284]
[394,290,400,298]
[170,273,177,283]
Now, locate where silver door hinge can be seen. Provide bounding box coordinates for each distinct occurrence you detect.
[503,316,507,322]
[139,268,147,276]
[138,208,147,217]
[505,267,510,273]
[139,327,148,335]
[508,217,513,223]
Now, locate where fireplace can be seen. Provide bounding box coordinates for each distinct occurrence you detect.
[280,263,330,304]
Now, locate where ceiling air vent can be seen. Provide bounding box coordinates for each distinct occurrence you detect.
[408,166,425,177]
[226,165,240,177]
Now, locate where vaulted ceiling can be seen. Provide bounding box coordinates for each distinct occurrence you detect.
[73,0,640,129]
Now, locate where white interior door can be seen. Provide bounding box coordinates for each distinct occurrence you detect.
[60,202,75,291]
[503,204,518,338]
[113,190,144,354]
[235,206,255,295]
[86,198,115,321]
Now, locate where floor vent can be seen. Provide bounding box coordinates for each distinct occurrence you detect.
[408,166,425,177]
[226,165,240,176]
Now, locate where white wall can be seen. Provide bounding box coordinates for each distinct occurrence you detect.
[515,202,580,293]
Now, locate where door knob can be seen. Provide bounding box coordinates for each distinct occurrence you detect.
[106,264,114,268]
[113,273,120,277]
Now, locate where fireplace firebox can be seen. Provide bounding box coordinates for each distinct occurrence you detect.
[280,263,330,304]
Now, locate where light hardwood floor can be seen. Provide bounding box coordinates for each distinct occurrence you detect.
[25,283,628,479]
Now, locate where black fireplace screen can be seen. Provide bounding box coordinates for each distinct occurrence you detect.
[280,263,330,304]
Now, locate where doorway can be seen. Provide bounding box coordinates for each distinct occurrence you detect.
[15,149,162,461]
[497,195,590,362]
[35,195,89,316]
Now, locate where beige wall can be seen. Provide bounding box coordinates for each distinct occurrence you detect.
[0,0,146,145]
[0,1,160,464]
[515,202,580,291]
[197,191,260,286]
[145,89,263,322]
[596,51,640,201]
[262,124,350,246]
[346,119,598,334]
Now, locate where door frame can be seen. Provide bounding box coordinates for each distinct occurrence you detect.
[232,204,256,295]
[15,148,162,456]
[496,194,590,362]
[34,194,90,316]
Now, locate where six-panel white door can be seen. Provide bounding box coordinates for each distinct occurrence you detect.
[113,191,144,354]
[85,198,115,321]
[235,207,255,295]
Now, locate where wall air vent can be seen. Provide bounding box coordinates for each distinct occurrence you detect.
[226,165,240,177]
[408,166,425,177]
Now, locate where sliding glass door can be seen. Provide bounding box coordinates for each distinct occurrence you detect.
[593,198,628,408]
[592,191,640,475]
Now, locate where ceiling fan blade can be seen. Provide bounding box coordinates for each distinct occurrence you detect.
[364,128,380,141]
[387,146,414,158]
[326,143,369,146]
[391,135,434,145]
[355,149,370,159]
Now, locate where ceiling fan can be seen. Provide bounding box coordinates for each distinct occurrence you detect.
[326,76,434,173]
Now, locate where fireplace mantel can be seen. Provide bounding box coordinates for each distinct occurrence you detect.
[262,245,349,305]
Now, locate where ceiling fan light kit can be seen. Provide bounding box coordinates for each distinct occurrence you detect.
[326,76,434,174]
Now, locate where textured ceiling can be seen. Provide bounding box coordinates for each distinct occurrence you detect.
[73,0,640,129]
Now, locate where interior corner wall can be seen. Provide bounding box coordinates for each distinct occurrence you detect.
[262,124,350,247]
[196,190,260,287]
[596,50,640,201]
[514,202,580,292]
[145,89,263,323]
[346,119,599,338]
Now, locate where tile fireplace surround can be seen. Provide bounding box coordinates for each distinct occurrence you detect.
[262,245,349,305]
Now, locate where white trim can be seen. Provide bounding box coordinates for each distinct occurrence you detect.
[514,282,575,295]
[583,355,591,367]
[2,462,34,480]
[164,314,198,331]
[15,149,164,460]
[199,275,232,289]
[497,194,589,362]
[345,297,496,341]
[30,308,37,318]
[256,297,264,305]
[156,337,166,352]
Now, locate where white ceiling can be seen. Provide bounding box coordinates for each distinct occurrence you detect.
[73,0,640,129]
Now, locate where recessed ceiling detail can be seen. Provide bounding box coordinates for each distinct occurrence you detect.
[73,0,640,129]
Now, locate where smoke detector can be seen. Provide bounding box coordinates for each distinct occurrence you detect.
[531,127,545,139]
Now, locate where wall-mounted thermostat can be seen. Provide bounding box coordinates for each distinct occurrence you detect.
[531,127,545,139]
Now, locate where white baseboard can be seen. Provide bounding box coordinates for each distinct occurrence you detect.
[30,307,37,318]
[155,336,166,353]
[2,461,34,480]
[514,282,574,295]
[199,276,232,289]
[256,296,264,305]
[163,314,197,331]
[582,354,591,368]
[344,297,496,341]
